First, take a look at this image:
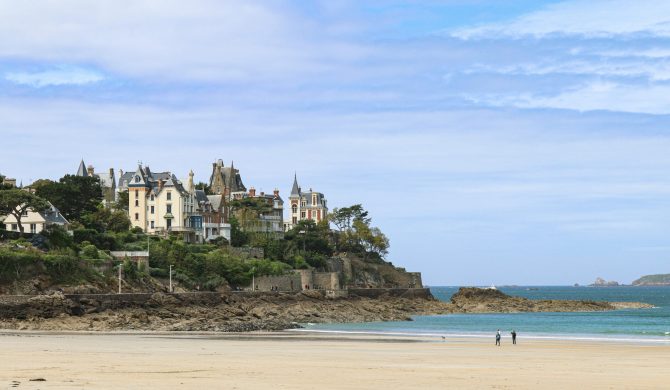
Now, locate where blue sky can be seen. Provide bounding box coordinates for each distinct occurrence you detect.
[2,0,670,285]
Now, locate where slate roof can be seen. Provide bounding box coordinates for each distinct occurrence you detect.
[42,203,69,225]
[96,172,115,188]
[76,160,88,177]
[290,173,300,196]
[194,189,209,204]
[207,195,224,210]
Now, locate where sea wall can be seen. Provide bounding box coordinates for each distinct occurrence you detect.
[348,288,433,299]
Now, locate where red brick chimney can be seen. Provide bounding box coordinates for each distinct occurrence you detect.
[249,187,256,197]
[273,188,279,197]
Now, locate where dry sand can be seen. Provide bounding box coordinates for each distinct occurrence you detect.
[1,331,668,389]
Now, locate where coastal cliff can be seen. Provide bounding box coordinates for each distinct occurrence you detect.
[632,273,670,286]
[0,288,651,332]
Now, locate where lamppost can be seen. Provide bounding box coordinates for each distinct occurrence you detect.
[299,230,306,253]
[251,266,256,291]
[169,264,173,293]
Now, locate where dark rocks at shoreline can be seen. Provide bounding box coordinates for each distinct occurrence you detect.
[449,287,651,313]
[0,288,652,332]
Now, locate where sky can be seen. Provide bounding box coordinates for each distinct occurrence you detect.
[1,0,669,285]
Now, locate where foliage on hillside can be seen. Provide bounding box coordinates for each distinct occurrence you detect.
[632,273,670,285]
[1,171,393,291]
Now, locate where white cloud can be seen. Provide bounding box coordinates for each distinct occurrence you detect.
[466,60,670,81]
[452,0,670,39]
[467,81,670,115]
[4,66,104,87]
[0,0,366,83]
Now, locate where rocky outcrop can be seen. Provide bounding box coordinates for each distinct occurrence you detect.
[632,273,670,286]
[449,287,651,313]
[0,288,652,332]
[0,291,451,332]
[589,277,619,287]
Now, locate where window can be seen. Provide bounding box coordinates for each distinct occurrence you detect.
[150,194,154,201]
[301,201,306,208]
[135,213,139,221]
[292,205,297,214]
[135,199,139,207]
[150,221,154,229]
[301,211,306,219]
[150,206,154,214]
[166,204,172,213]
[135,190,138,199]
[11,224,17,231]
[135,175,140,183]
[166,219,172,229]
[21,209,28,217]
[30,224,37,234]
[167,191,172,200]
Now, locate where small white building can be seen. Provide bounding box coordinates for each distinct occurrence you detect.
[3,202,69,234]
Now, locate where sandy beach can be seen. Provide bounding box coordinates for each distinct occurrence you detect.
[1,331,668,389]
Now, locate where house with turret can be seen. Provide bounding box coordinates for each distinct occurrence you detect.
[285,174,328,231]
[125,164,201,242]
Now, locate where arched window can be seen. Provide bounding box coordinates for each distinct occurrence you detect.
[135,175,140,183]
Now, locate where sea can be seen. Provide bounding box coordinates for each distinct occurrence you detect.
[299,286,670,344]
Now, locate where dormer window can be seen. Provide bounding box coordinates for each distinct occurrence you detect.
[135,175,140,183]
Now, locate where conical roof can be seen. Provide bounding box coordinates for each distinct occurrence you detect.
[76,159,88,177]
[290,173,300,196]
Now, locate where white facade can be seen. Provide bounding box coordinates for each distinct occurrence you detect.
[3,202,69,234]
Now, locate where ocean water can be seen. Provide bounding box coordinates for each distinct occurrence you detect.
[301,286,670,343]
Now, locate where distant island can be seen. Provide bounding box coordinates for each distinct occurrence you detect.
[632,273,670,286]
[589,277,619,287]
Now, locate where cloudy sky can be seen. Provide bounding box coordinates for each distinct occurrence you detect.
[2,0,670,285]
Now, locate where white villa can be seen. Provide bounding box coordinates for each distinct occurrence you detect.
[3,202,69,234]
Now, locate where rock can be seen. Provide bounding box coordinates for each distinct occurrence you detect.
[590,277,619,287]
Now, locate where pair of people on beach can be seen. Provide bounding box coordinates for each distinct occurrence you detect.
[495,329,517,346]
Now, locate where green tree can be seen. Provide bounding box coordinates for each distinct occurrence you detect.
[194,182,211,194]
[329,204,370,232]
[34,175,103,222]
[229,197,273,232]
[115,190,129,211]
[0,190,50,234]
[81,205,131,233]
[0,174,13,191]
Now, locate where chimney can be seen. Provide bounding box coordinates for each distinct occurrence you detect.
[87,165,95,176]
[260,191,265,197]
[249,187,256,197]
[158,179,165,191]
[273,188,279,197]
[109,168,114,178]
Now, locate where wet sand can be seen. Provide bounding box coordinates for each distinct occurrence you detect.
[1,331,668,389]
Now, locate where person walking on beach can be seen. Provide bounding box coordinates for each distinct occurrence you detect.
[511,330,517,345]
[495,329,501,346]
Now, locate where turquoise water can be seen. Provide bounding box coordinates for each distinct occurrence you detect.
[301,286,670,343]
